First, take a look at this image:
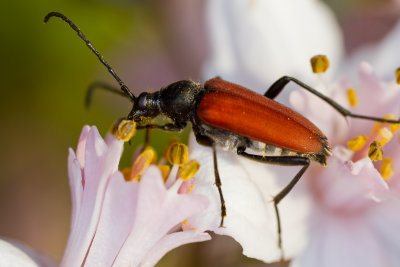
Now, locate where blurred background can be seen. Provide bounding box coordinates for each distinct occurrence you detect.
[0,0,399,266]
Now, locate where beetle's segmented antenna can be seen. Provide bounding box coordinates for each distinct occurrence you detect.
[44,12,135,101]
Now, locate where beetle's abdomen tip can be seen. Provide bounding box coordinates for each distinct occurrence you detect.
[315,139,331,166]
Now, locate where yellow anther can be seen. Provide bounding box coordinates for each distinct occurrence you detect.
[121,168,134,182]
[130,147,156,181]
[368,141,383,161]
[378,127,393,146]
[346,88,358,107]
[166,142,188,166]
[383,114,400,133]
[347,135,368,151]
[112,119,136,142]
[310,55,329,73]
[380,157,393,181]
[157,165,171,182]
[178,160,200,181]
[396,67,400,84]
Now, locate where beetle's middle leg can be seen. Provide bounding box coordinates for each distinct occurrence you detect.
[193,132,227,227]
[237,147,310,260]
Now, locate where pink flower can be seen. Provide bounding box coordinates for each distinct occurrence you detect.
[62,125,210,266]
[189,0,400,265]
[0,126,210,266]
[289,63,400,267]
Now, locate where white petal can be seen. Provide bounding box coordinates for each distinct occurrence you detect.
[204,0,344,92]
[0,239,57,267]
[188,134,309,262]
[139,231,211,267]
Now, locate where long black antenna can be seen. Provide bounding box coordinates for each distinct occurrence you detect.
[44,12,135,101]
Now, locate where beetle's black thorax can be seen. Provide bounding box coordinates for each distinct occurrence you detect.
[159,80,204,124]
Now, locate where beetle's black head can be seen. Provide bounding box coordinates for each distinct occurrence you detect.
[127,80,204,125]
[127,91,162,123]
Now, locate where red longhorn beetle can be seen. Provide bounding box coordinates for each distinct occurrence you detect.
[44,12,400,258]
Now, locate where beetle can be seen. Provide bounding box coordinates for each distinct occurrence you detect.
[44,12,400,258]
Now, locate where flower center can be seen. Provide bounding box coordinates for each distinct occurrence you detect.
[346,114,399,180]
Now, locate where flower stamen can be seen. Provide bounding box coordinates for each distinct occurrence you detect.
[346,88,358,107]
[347,135,368,151]
[157,165,171,182]
[166,142,188,166]
[368,141,383,161]
[178,160,200,181]
[396,67,400,84]
[380,157,393,181]
[112,118,136,141]
[378,127,393,146]
[310,55,329,73]
[128,147,157,181]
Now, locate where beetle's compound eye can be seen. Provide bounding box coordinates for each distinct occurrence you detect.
[310,55,329,73]
[112,118,137,141]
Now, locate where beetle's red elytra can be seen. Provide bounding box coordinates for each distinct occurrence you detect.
[198,78,329,158]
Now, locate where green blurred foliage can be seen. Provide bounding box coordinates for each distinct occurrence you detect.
[0,0,169,258]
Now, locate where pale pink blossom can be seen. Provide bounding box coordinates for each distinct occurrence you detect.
[189,0,400,264]
[289,63,400,267]
[62,125,210,266]
[0,126,210,267]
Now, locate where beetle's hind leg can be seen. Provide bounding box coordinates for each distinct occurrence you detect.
[237,147,310,261]
[265,76,400,124]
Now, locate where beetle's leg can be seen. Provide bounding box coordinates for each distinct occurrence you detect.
[86,81,130,108]
[213,144,227,227]
[266,76,400,124]
[237,147,310,260]
[192,130,227,227]
[136,123,186,132]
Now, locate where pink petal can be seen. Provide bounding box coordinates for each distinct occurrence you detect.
[61,126,124,266]
[76,125,90,168]
[114,166,208,266]
[139,231,211,267]
[312,147,389,212]
[67,148,83,234]
[84,171,139,266]
[367,200,400,266]
[291,214,387,267]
